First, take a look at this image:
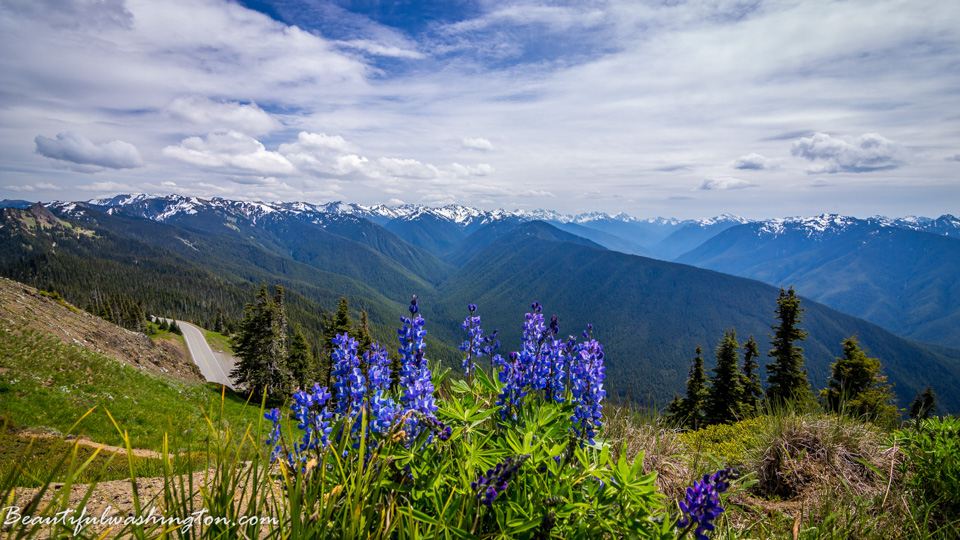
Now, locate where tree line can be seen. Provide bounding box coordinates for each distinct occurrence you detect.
[666,287,936,428]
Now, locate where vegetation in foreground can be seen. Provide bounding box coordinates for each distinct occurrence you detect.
[1,296,958,539]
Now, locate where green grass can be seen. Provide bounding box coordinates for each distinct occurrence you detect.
[204,329,233,353]
[0,327,263,453]
[0,434,209,488]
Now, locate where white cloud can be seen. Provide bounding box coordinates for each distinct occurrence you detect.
[162,131,295,176]
[166,96,280,135]
[732,153,775,170]
[461,137,495,151]
[376,157,440,179]
[34,132,144,170]
[333,39,424,59]
[698,177,756,191]
[791,132,907,174]
[1,0,133,30]
[451,162,494,177]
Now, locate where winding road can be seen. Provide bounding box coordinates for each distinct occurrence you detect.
[167,319,236,389]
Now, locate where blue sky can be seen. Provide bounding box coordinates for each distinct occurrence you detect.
[1,0,958,219]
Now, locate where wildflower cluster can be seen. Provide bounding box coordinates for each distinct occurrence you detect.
[471,454,530,507]
[677,468,738,540]
[468,302,605,444]
[265,296,441,467]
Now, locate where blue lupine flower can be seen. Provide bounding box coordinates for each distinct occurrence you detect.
[569,338,606,445]
[398,295,438,435]
[471,455,530,507]
[364,342,399,435]
[459,304,500,379]
[330,333,365,418]
[678,468,738,540]
[496,351,528,422]
[276,383,333,469]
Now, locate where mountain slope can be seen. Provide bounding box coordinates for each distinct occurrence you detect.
[435,222,960,412]
[676,215,960,348]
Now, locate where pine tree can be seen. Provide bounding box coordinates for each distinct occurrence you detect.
[231,284,292,400]
[667,346,708,429]
[320,297,353,385]
[909,386,937,427]
[158,318,169,331]
[213,307,226,334]
[740,336,763,416]
[820,337,898,426]
[765,287,810,406]
[168,320,182,335]
[352,309,374,353]
[287,325,315,391]
[705,329,743,425]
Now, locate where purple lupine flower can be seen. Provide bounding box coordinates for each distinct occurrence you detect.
[364,342,399,435]
[519,303,547,391]
[416,413,452,441]
[397,295,438,435]
[569,339,606,445]
[678,468,738,540]
[496,351,528,422]
[264,408,283,462]
[330,333,365,418]
[459,304,500,380]
[281,383,333,469]
[471,455,530,507]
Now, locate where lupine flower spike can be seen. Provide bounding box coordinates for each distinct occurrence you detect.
[459,303,499,383]
[677,468,738,540]
[471,455,530,507]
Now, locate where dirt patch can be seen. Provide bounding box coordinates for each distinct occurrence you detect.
[0,276,204,384]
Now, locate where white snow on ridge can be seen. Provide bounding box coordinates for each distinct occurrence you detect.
[696,213,751,227]
[758,213,859,237]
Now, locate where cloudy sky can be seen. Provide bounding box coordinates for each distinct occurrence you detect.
[1,0,958,219]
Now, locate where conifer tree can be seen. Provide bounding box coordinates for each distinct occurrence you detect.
[158,318,169,331]
[231,284,292,400]
[765,287,810,406]
[352,309,374,353]
[667,346,708,429]
[739,336,763,416]
[820,337,898,425]
[168,320,182,335]
[287,325,315,391]
[213,307,227,334]
[705,330,743,425]
[909,386,937,427]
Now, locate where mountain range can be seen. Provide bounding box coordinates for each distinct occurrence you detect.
[2,195,958,412]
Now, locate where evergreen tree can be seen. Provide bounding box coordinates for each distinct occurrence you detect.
[287,325,315,391]
[168,320,182,335]
[765,287,811,406]
[705,329,743,425]
[320,297,353,385]
[231,284,292,400]
[352,309,374,353]
[667,346,708,429]
[213,307,227,334]
[820,337,898,426]
[909,386,937,427]
[740,336,763,416]
[158,318,169,331]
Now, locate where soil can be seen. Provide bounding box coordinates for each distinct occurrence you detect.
[0,276,204,384]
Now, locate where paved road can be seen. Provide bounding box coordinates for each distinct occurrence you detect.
[169,320,236,389]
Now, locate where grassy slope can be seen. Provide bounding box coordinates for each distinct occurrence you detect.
[0,327,264,452]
